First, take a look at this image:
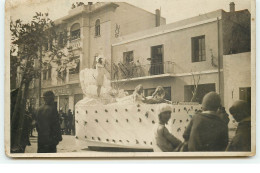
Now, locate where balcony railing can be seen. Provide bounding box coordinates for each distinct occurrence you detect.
[112,61,174,80]
[68,38,81,50]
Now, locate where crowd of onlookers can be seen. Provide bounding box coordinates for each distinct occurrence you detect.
[153,92,251,152]
[12,86,251,153]
[34,90,251,153]
[20,100,76,153]
[58,109,75,135]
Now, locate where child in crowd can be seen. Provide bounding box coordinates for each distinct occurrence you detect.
[153,104,181,152]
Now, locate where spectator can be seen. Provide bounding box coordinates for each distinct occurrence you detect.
[24,106,32,146]
[67,109,73,135]
[71,110,76,136]
[29,107,36,137]
[226,100,251,151]
[153,104,181,152]
[136,60,145,77]
[59,110,65,134]
[36,91,62,153]
[63,111,69,135]
[183,92,229,151]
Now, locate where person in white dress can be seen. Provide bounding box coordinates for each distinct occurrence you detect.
[96,56,106,97]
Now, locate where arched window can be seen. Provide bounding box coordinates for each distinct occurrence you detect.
[70,23,80,40]
[95,19,100,36]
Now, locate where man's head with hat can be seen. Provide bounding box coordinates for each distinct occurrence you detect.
[229,100,251,122]
[202,92,221,112]
[43,91,55,105]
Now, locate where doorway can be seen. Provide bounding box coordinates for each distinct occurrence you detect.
[239,87,251,104]
[150,45,164,75]
[59,95,69,113]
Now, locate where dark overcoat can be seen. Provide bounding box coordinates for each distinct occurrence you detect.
[36,104,62,153]
[226,121,251,151]
[183,112,229,151]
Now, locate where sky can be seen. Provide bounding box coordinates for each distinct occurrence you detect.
[6,0,251,24]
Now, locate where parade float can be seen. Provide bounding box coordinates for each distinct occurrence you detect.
[74,57,236,151]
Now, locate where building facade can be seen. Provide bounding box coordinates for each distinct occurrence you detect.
[223,52,251,110]
[32,2,166,112]
[23,2,251,112]
[111,2,251,106]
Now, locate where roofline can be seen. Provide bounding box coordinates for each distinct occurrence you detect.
[118,2,166,20]
[54,3,119,23]
[112,17,221,46]
[226,9,251,14]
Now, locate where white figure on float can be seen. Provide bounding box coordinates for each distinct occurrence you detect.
[133,84,146,103]
[95,55,106,97]
[79,54,111,100]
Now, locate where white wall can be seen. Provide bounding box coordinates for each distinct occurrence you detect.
[223,52,251,110]
[112,20,219,75]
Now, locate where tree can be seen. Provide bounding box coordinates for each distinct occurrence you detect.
[10,12,69,152]
[190,71,201,102]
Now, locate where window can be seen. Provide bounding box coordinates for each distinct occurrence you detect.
[184,83,215,103]
[58,33,64,48]
[43,70,47,80]
[47,65,52,79]
[144,88,156,98]
[70,23,80,40]
[192,35,206,62]
[239,87,251,104]
[58,68,66,81]
[59,95,69,113]
[95,19,100,36]
[69,59,80,74]
[43,65,51,80]
[123,51,134,63]
[150,45,164,75]
[164,87,171,101]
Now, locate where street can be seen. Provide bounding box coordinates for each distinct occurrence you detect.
[25,131,95,153]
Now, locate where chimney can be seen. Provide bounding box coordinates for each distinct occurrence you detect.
[88,2,93,5]
[229,2,235,12]
[155,9,161,27]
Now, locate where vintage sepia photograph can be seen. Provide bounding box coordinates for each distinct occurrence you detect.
[4,0,255,157]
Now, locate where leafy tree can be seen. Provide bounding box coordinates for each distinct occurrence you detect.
[10,12,71,152]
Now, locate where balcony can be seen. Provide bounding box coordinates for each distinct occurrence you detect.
[112,61,174,81]
[68,38,81,50]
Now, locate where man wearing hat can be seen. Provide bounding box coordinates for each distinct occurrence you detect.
[36,91,62,153]
[226,100,251,151]
[183,92,229,151]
